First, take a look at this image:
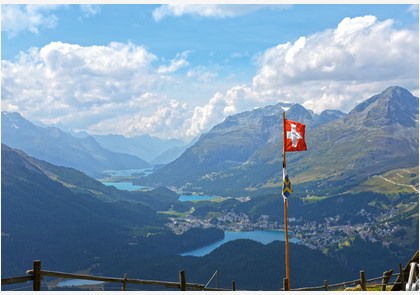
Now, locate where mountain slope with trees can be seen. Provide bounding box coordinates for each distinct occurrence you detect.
[1,145,222,278]
[139,86,418,197]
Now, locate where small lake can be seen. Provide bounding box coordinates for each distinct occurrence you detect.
[56,279,104,287]
[178,195,217,202]
[102,181,145,191]
[180,230,300,257]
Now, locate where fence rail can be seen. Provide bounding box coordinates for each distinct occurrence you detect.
[283,250,419,291]
[1,261,235,291]
[2,252,418,291]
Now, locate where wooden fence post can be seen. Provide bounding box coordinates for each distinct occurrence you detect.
[381,269,393,291]
[360,270,366,291]
[33,260,41,291]
[399,263,405,291]
[324,280,328,291]
[232,280,236,291]
[122,273,127,291]
[179,270,186,291]
[283,278,289,291]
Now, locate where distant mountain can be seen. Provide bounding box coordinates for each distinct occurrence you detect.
[345,86,418,128]
[139,86,418,196]
[93,134,186,163]
[1,112,151,177]
[318,109,346,124]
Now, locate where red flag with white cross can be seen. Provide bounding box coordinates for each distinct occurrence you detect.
[284,119,307,152]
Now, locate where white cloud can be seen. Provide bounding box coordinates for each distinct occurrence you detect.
[2,41,163,131]
[79,5,101,19]
[408,4,419,17]
[158,50,190,74]
[1,5,101,37]
[1,5,62,37]
[250,15,419,113]
[2,15,418,140]
[90,97,192,139]
[187,66,218,83]
[153,4,269,22]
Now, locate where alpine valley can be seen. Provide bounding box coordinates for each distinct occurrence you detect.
[2,86,418,291]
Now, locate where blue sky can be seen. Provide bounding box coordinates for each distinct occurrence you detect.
[2,3,419,140]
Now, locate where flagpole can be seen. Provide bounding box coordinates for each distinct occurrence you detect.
[282,111,291,290]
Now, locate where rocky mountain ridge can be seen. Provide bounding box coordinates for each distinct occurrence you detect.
[139,86,418,197]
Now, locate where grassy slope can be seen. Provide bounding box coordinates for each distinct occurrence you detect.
[354,166,419,194]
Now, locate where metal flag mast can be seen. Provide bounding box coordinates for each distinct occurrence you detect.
[281,111,307,290]
[282,111,290,290]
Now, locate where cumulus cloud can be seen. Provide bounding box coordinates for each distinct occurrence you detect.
[2,41,167,132]
[79,4,101,19]
[90,97,192,139]
[2,15,418,140]
[158,50,191,74]
[249,15,418,113]
[1,5,62,37]
[187,66,218,83]
[153,4,268,22]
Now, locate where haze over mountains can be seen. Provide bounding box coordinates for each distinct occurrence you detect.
[1,112,191,177]
[92,134,189,164]
[140,86,419,196]
[2,86,417,195]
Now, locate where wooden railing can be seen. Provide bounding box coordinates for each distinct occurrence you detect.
[282,250,419,291]
[3,251,418,291]
[283,269,402,291]
[1,260,236,291]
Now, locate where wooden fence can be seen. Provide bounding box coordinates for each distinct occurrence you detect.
[2,251,418,291]
[282,250,419,291]
[283,269,401,291]
[1,260,236,291]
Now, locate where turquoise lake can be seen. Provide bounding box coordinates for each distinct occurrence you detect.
[180,230,300,257]
[56,279,104,287]
[178,195,217,202]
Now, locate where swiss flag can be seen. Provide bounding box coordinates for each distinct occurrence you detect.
[284,119,307,152]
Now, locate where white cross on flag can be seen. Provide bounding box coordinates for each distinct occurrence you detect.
[284,119,307,152]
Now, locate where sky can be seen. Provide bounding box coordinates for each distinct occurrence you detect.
[1,3,419,140]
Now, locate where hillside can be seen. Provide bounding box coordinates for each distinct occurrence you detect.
[1,112,151,177]
[1,145,222,277]
[94,239,354,291]
[138,86,419,197]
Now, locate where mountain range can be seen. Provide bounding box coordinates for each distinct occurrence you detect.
[92,134,191,164]
[139,86,419,197]
[1,112,151,177]
[2,86,417,290]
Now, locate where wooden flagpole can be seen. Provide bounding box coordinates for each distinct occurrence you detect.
[282,111,291,290]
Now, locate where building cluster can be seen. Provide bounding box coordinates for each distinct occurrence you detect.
[167,211,280,235]
[165,200,410,253]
